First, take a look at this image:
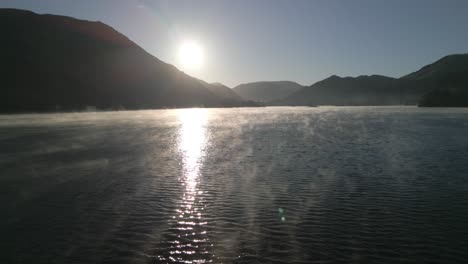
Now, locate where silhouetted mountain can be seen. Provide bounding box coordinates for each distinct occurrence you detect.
[233,81,303,102]
[275,54,468,107]
[402,54,468,81]
[418,71,468,107]
[197,81,257,106]
[404,54,468,107]
[275,75,421,106]
[204,82,242,102]
[0,9,253,113]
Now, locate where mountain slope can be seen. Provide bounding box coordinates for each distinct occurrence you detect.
[400,54,468,107]
[402,54,468,81]
[233,81,303,102]
[197,81,257,106]
[275,75,421,106]
[418,71,468,107]
[276,54,468,107]
[403,54,468,107]
[203,82,242,102]
[0,9,249,112]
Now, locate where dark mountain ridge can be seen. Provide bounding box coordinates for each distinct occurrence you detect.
[233,81,303,102]
[275,54,468,107]
[402,54,468,81]
[275,75,413,106]
[0,9,253,113]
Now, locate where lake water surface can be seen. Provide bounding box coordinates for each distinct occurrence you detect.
[1,107,468,264]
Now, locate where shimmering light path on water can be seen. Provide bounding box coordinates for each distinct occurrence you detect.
[155,109,214,263]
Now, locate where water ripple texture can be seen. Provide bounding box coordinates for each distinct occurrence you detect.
[1,107,468,263]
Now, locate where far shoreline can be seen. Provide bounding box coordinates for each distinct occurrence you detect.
[8,104,468,117]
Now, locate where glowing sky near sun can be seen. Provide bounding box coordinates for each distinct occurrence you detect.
[177,40,204,74]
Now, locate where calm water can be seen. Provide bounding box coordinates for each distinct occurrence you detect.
[1,107,468,264]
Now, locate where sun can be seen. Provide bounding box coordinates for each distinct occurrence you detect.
[178,41,204,71]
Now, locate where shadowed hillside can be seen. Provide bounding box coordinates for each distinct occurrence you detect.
[275,54,468,107]
[274,75,420,106]
[418,72,468,107]
[233,81,303,102]
[404,54,468,107]
[0,9,254,113]
[197,81,259,107]
[402,54,468,81]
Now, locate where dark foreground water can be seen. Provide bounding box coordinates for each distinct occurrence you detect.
[1,107,468,264]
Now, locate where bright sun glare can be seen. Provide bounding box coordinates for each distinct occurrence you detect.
[178,41,204,71]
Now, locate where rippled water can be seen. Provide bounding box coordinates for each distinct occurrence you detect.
[1,107,468,264]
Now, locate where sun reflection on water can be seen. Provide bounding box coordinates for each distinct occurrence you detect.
[157,108,213,263]
[177,109,208,191]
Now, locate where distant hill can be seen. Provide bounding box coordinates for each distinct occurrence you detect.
[404,54,468,107]
[0,9,254,113]
[418,71,468,107]
[275,75,421,106]
[204,82,242,102]
[198,81,259,106]
[402,54,468,81]
[275,54,468,107]
[233,81,303,102]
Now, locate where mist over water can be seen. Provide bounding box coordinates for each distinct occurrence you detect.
[1,107,468,263]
